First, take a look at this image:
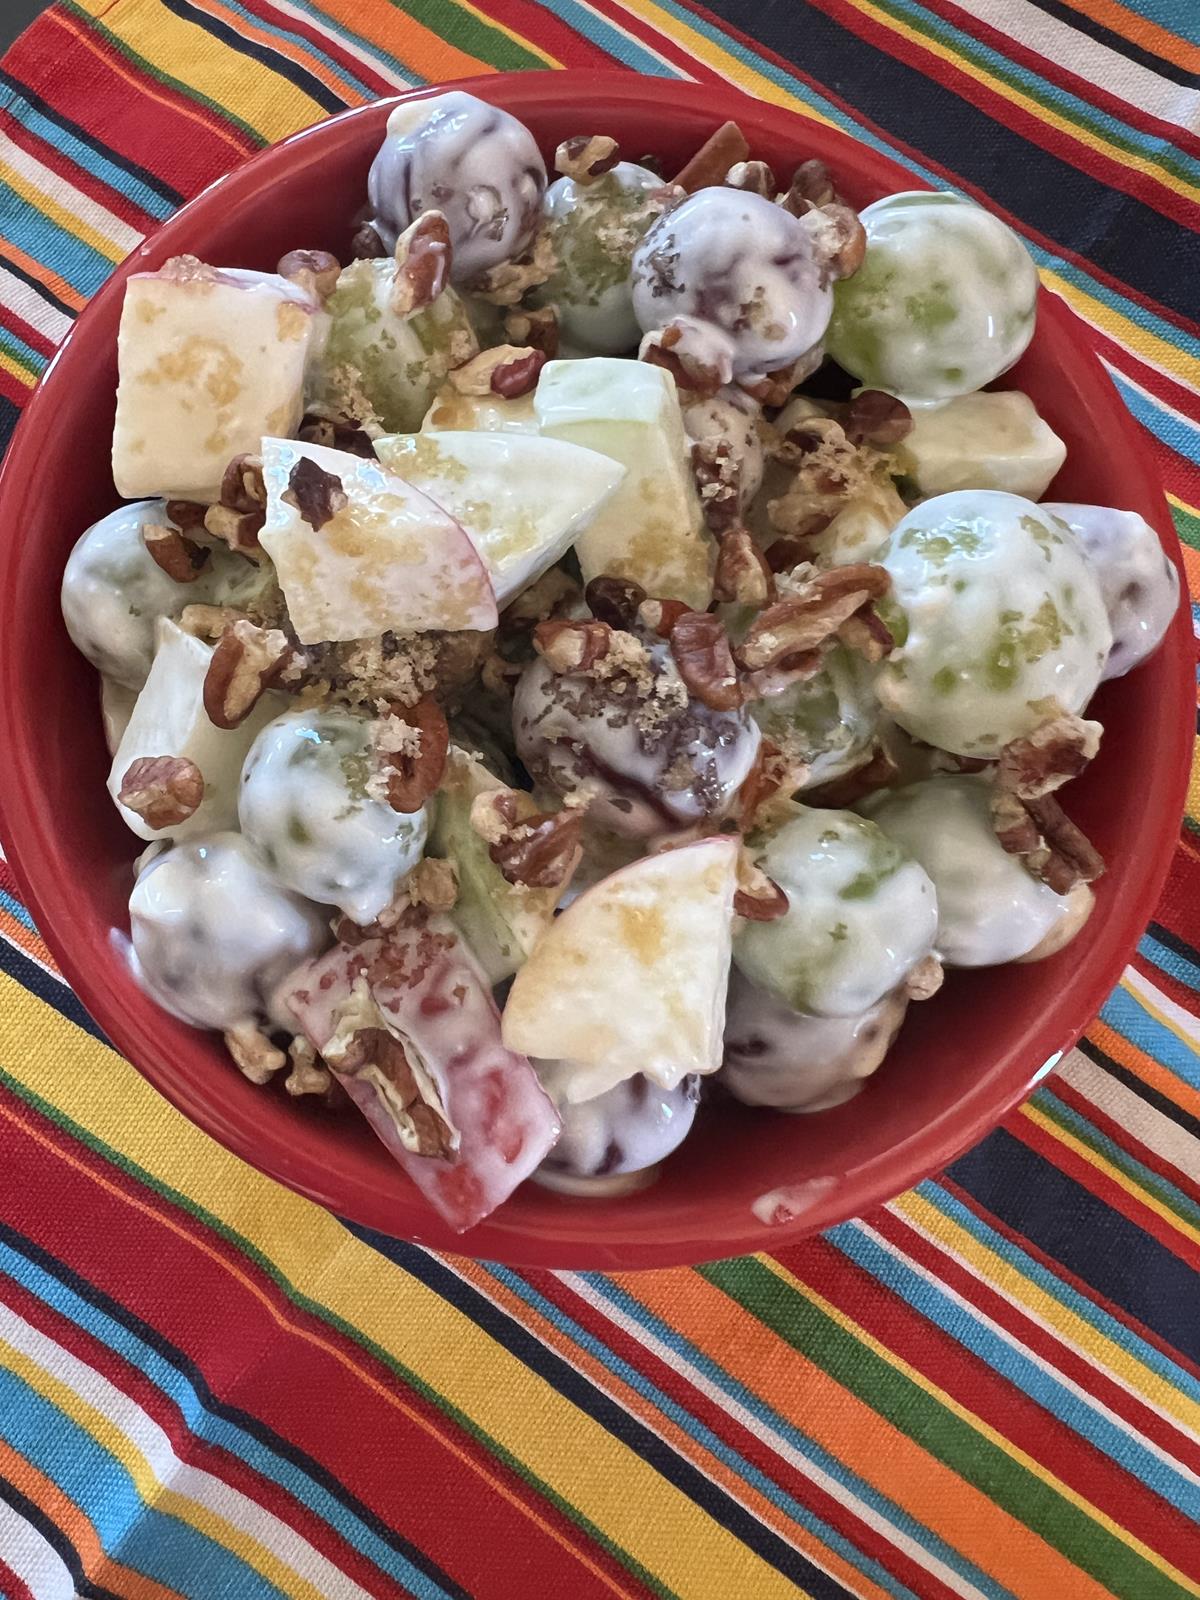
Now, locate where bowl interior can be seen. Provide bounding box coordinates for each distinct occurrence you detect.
[0,72,1190,1269]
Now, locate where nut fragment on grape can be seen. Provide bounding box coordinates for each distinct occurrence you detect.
[142,523,210,583]
[203,620,292,730]
[118,755,204,830]
[554,134,620,184]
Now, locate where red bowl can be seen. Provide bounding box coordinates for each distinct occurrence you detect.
[0,72,1190,1269]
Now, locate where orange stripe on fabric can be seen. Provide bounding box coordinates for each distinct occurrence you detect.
[451,1260,893,1600]
[185,0,370,106]
[0,1098,633,1600]
[0,238,85,313]
[0,1438,186,1600]
[47,9,250,159]
[1048,0,1200,72]
[613,1269,1117,1600]
[313,0,497,84]
[0,913,56,972]
[1090,1017,1200,1120]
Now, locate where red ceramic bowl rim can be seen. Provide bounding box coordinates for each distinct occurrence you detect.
[0,71,1191,1268]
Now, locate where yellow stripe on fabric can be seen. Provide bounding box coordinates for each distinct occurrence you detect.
[0,345,39,388]
[837,0,1200,204]
[1019,1101,1200,1250]
[0,1335,333,1600]
[0,979,799,1600]
[757,1258,1200,1595]
[1120,969,1200,1059]
[891,1190,1200,1437]
[1043,271,1200,393]
[454,0,558,67]
[72,0,327,147]
[0,160,125,265]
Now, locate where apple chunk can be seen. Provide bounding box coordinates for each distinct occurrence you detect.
[258,437,497,645]
[284,916,561,1232]
[374,430,624,604]
[502,837,738,1101]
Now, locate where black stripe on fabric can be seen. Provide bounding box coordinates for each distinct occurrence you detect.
[691,0,1198,327]
[156,0,349,116]
[345,1228,856,1600]
[948,1127,1200,1364]
[0,933,109,1047]
[0,68,185,209]
[0,392,22,459]
[0,1221,474,1600]
[0,1473,124,1600]
[0,249,76,322]
[1076,1036,1200,1144]
[1146,919,1200,978]
[1023,0,1200,90]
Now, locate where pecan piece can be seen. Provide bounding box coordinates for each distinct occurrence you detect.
[804,743,900,808]
[671,120,750,193]
[738,355,817,408]
[334,1025,455,1158]
[844,389,913,446]
[178,602,251,640]
[205,451,268,561]
[533,618,612,674]
[585,575,647,629]
[350,221,387,260]
[734,565,890,670]
[714,526,774,608]
[904,954,944,1002]
[780,158,837,214]
[282,456,347,531]
[489,807,584,890]
[637,597,691,639]
[725,159,775,197]
[276,248,341,300]
[165,499,208,535]
[996,714,1102,800]
[298,413,376,457]
[736,737,802,832]
[118,755,204,830]
[142,522,210,583]
[391,210,453,318]
[449,344,546,398]
[734,848,789,921]
[220,452,266,515]
[284,1036,333,1098]
[224,1021,286,1085]
[503,304,559,358]
[801,203,866,281]
[691,437,741,535]
[380,696,450,814]
[836,607,895,662]
[991,790,1105,894]
[555,134,620,184]
[669,611,743,711]
[203,620,291,729]
[640,319,730,398]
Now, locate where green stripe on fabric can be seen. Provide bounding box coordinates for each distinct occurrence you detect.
[378,0,548,72]
[0,1065,673,1600]
[1034,1091,1200,1232]
[60,0,267,149]
[700,1256,1189,1600]
[1170,500,1200,553]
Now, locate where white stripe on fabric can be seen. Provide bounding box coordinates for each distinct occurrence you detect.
[1123,966,1200,1056]
[0,1497,77,1600]
[1056,1048,1200,1187]
[0,135,143,257]
[267,1,416,90]
[0,267,71,347]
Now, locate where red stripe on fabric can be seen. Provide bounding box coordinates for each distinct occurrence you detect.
[868,1207,1200,1476]
[0,363,34,407]
[1073,304,1200,430]
[805,0,1200,232]
[794,1234,1200,1577]
[0,1271,406,1600]
[1038,1075,1200,1210]
[466,0,617,69]
[1126,951,1200,1051]
[578,0,722,81]
[0,105,156,233]
[939,1177,1200,1386]
[520,1269,964,1600]
[0,305,58,362]
[920,0,1200,163]
[670,0,1200,342]
[230,0,395,98]
[0,1555,35,1600]
[0,1086,638,1600]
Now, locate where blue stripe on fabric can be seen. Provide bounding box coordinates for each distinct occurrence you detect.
[914,1180,1200,1405]
[828,1219,1200,1521]
[0,325,47,378]
[0,88,174,222]
[265,0,421,87]
[0,1367,290,1600]
[1101,981,1200,1089]
[0,180,117,298]
[1105,365,1200,464]
[1141,929,1200,994]
[0,1239,456,1600]
[484,1264,920,1600]
[528,0,684,74]
[574,1272,1020,1600]
[166,0,374,107]
[0,889,37,935]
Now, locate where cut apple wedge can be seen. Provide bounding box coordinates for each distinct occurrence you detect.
[501,837,739,1100]
[259,437,498,645]
[374,430,624,604]
[284,915,561,1232]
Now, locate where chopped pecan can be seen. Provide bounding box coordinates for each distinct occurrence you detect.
[467,228,556,306]
[765,532,826,573]
[991,790,1105,894]
[298,413,376,457]
[350,221,387,259]
[800,203,866,281]
[334,1025,455,1158]
[904,954,944,1002]
[780,158,837,214]
[585,575,647,629]
[284,1036,333,1097]
[844,390,913,446]
[380,696,450,814]
[449,344,545,398]
[391,210,453,318]
[407,856,459,911]
[224,1021,286,1085]
[837,607,895,662]
[734,849,789,921]
[737,737,806,832]
[469,787,520,844]
[996,714,1102,800]
[220,452,266,515]
[501,566,582,634]
[533,618,612,674]
[276,248,341,300]
[165,499,208,534]
[555,134,620,184]
[725,159,775,197]
[671,119,750,193]
[691,437,741,534]
[669,611,743,711]
[203,504,264,562]
[503,304,559,358]
[772,412,854,470]
[282,456,347,531]
[203,620,291,729]
[739,648,823,703]
[714,526,773,608]
[637,597,691,639]
[737,354,818,408]
[489,807,584,890]
[804,743,900,808]
[178,602,251,640]
[640,319,729,398]
[734,565,890,670]
[118,755,204,830]
[142,522,210,583]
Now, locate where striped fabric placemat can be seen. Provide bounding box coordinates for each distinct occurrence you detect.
[0,2,1198,1596]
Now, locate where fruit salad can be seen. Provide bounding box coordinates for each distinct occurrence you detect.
[62,94,1181,1232]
